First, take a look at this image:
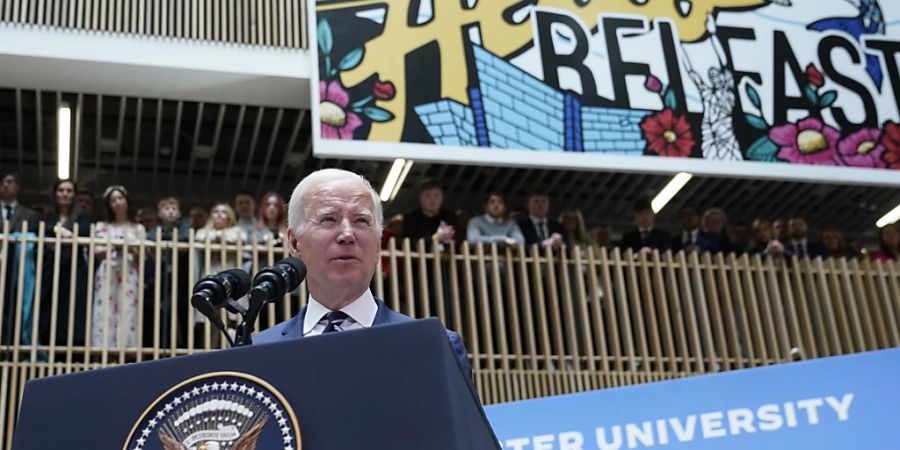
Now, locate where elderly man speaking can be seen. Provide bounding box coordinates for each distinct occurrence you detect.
[254,169,471,378]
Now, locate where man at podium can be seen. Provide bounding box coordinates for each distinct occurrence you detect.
[254,169,472,379]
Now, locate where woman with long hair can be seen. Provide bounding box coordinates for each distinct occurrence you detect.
[91,185,144,349]
[558,209,591,247]
[256,192,287,244]
[40,179,91,346]
[194,202,245,346]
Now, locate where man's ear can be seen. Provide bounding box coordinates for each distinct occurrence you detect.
[287,228,302,257]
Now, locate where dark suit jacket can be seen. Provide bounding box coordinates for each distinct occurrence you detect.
[786,240,827,259]
[619,228,671,252]
[517,218,569,248]
[3,203,38,232]
[254,298,472,379]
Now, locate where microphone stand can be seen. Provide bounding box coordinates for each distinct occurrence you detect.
[233,288,271,347]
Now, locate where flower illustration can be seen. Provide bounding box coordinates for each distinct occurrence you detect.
[319,80,362,140]
[836,128,886,168]
[640,108,696,157]
[806,64,824,88]
[644,75,663,93]
[881,121,900,169]
[373,80,396,100]
[769,117,840,165]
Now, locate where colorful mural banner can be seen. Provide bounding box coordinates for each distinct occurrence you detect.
[483,348,900,449]
[308,1,900,185]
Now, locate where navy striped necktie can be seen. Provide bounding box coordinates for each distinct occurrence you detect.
[322,311,349,333]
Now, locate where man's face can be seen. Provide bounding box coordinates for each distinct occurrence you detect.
[76,193,94,215]
[137,209,158,229]
[788,218,807,239]
[730,225,752,246]
[822,230,841,251]
[485,195,505,218]
[527,195,549,219]
[418,188,443,215]
[634,208,654,229]
[158,203,181,224]
[753,221,772,243]
[704,212,726,234]
[234,194,256,220]
[680,207,700,230]
[772,219,787,240]
[189,207,208,229]
[0,176,19,201]
[289,178,380,296]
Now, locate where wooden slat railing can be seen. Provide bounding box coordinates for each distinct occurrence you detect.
[1,220,899,447]
[0,0,306,48]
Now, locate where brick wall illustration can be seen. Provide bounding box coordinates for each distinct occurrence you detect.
[414,45,650,153]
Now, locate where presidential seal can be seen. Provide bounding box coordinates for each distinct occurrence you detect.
[123,372,301,450]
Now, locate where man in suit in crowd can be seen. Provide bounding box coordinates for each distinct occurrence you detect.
[517,192,567,249]
[401,180,458,248]
[0,172,38,232]
[786,216,826,258]
[254,169,472,379]
[619,198,670,253]
[671,205,701,252]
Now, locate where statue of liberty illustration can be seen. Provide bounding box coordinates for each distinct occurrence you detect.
[681,14,742,161]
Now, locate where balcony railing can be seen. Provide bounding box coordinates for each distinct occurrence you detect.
[0,220,898,448]
[0,0,306,47]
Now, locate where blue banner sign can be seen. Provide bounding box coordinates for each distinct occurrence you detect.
[485,349,900,449]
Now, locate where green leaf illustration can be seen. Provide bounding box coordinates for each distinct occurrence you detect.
[819,90,837,108]
[745,83,762,109]
[318,19,333,55]
[745,114,768,131]
[746,136,780,162]
[339,48,365,71]
[804,84,819,106]
[663,87,677,110]
[363,106,394,122]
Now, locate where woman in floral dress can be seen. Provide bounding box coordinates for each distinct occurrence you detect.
[91,185,144,349]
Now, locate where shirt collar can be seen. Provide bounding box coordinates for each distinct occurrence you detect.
[529,215,546,224]
[483,214,502,224]
[1,201,17,209]
[303,289,378,335]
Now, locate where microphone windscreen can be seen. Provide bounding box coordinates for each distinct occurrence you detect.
[222,268,252,297]
[283,257,307,283]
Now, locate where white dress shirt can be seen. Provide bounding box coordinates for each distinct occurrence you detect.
[302,289,378,336]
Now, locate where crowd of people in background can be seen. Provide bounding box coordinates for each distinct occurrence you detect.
[388,178,899,263]
[1,171,899,352]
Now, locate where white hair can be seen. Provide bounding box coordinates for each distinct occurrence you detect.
[287,168,383,236]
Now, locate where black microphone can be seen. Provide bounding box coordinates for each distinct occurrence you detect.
[191,268,252,312]
[191,268,250,348]
[248,257,306,303]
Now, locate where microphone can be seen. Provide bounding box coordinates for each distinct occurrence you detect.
[233,257,306,347]
[191,269,251,347]
[191,268,252,312]
[248,257,306,303]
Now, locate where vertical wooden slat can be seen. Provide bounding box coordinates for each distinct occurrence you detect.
[873,260,900,346]
[822,257,855,353]
[739,253,768,365]
[751,254,783,363]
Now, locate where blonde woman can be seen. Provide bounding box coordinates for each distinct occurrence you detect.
[559,209,591,248]
[194,203,246,342]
